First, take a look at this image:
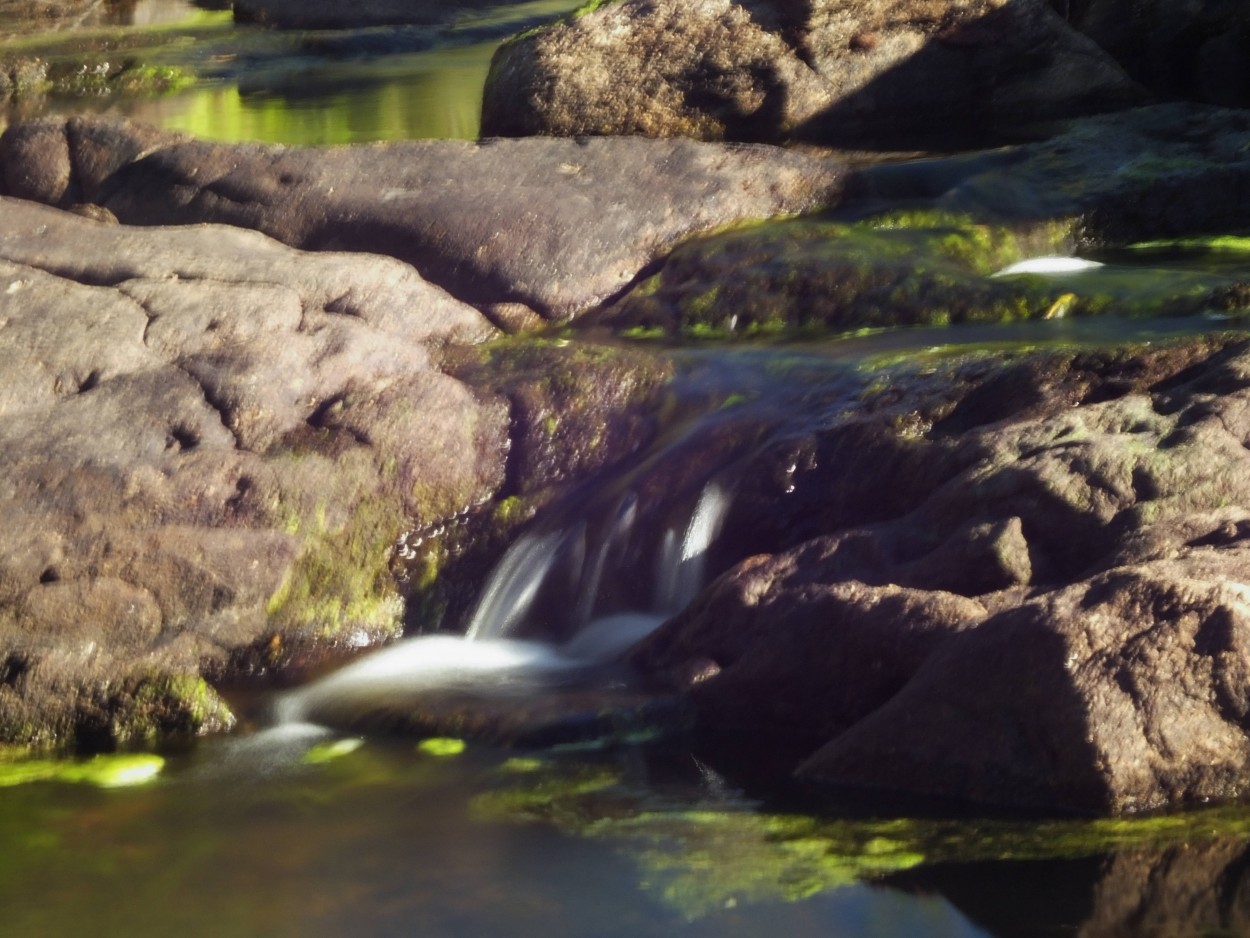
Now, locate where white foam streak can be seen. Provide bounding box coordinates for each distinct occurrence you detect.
[991,256,1105,277]
[278,634,576,724]
[656,481,731,613]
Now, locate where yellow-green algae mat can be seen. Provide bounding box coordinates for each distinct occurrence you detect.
[0,746,164,788]
[467,754,1250,920]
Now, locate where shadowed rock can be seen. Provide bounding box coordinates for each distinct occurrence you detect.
[633,337,1250,813]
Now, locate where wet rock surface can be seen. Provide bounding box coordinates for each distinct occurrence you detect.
[0,115,845,321]
[481,0,1146,146]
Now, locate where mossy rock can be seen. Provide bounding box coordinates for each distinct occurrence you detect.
[601,211,1250,340]
[600,212,1069,338]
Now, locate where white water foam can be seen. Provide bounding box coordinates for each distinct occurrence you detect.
[991,256,1105,277]
[275,480,732,730]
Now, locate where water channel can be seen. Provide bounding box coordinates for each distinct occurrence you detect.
[4,2,1250,936]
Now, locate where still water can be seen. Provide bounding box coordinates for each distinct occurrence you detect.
[0,737,990,938]
[1,0,585,142]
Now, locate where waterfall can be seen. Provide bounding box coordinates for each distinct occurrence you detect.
[273,477,733,731]
[654,481,730,614]
[462,530,564,641]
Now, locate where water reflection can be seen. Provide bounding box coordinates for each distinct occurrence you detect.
[1,0,585,143]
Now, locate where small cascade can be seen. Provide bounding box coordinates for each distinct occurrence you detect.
[653,481,731,615]
[462,530,564,641]
[273,477,735,733]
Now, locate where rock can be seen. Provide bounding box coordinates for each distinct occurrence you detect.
[1058,0,1250,108]
[0,196,512,746]
[850,103,1250,247]
[632,336,1250,813]
[631,570,985,746]
[598,105,1250,339]
[0,115,845,321]
[801,553,1250,814]
[481,0,1146,147]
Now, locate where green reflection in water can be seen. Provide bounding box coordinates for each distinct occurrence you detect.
[154,41,496,144]
[2,0,585,144]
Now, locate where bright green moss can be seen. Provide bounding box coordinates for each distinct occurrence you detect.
[265,494,406,643]
[0,752,164,789]
[303,738,365,765]
[417,737,467,757]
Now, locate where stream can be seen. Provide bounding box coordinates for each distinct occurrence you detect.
[5,1,1250,935]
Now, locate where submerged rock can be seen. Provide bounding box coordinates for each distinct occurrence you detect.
[0,115,844,321]
[481,0,1145,147]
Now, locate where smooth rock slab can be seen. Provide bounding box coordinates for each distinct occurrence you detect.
[0,116,845,321]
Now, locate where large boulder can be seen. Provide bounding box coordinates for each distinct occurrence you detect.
[0,196,511,747]
[481,0,1146,146]
[632,336,1250,813]
[1058,0,1250,108]
[802,553,1250,814]
[0,116,844,322]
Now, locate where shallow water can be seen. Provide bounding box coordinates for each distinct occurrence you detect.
[1,0,585,142]
[0,737,995,938]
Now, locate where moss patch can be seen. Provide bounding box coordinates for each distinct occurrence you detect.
[0,751,164,788]
[110,673,235,744]
[265,492,407,644]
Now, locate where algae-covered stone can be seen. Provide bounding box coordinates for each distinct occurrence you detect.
[602,210,1250,339]
[600,213,1065,337]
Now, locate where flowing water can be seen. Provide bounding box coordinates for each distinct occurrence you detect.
[6,4,1250,934]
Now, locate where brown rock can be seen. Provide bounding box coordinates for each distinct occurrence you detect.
[0,116,844,321]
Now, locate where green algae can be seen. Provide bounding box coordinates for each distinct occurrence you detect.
[417,737,467,757]
[468,753,1250,919]
[115,673,235,743]
[1128,235,1250,254]
[0,751,164,789]
[303,737,365,765]
[606,212,1070,340]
